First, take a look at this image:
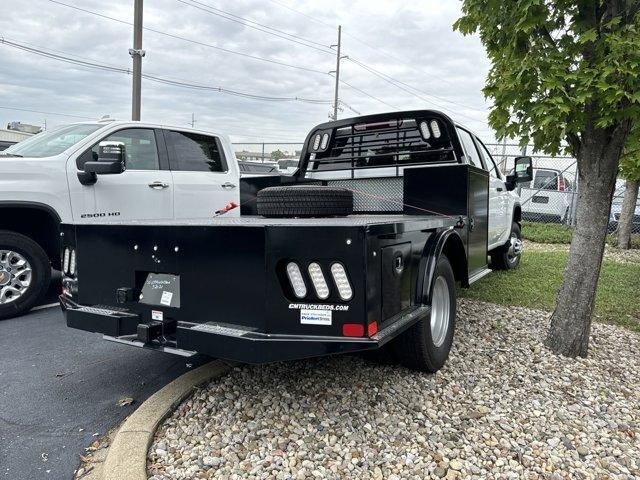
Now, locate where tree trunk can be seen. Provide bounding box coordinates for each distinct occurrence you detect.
[545,142,620,357]
[616,179,639,250]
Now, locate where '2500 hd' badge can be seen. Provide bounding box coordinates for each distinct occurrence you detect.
[80,211,121,219]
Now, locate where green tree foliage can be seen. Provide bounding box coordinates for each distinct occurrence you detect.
[454,1,640,156]
[620,147,640,181]
[271,149,286,161]
[455,1,639,357]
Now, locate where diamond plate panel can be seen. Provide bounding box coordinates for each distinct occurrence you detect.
[328,178,403,212]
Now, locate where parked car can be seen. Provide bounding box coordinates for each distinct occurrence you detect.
[608,203,640,233]
[277,158,300,174]
[0,119,240,319]
[238,160,278,175]
[0,140,16,151]
[517,167,575,224]
[59,110,532,373]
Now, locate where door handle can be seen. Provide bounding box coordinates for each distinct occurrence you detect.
[148,181,169,189]
[221,182,237,189]
[496,187,504,192]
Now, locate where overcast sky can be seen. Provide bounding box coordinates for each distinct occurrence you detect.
[0,0,495,146]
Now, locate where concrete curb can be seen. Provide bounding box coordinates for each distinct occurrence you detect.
[102,360,232,480]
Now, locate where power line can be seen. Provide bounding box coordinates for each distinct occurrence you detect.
[341,31,460,90]
[265,1,464,89]
[0,105,94,119]
[0,105,307,141]
[335,77,399,110]
[266,0,336,30]
[46,0,326,75]
[0,38,332,105]
[344,58,488,125]
[176,0,334,54]
[263,1,489,115]
[348,57,487,113]
[42,1,427,116]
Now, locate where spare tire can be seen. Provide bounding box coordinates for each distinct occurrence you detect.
[257,185,353,218]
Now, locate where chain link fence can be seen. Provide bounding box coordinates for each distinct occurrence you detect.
[486,143,578,226]
[232,142,637,230]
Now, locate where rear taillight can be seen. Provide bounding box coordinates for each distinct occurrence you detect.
[342,323,364,337]
[286,262,307,299]
[330,263,353,301]
[308,262,329,300]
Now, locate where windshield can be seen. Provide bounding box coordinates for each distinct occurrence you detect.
[3,124,103,158]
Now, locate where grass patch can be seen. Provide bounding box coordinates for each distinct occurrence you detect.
[522,221,573,244]
[459,250,640,331]
[521,221,640,248]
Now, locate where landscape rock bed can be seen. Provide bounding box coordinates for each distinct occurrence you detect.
[148,299,640,479]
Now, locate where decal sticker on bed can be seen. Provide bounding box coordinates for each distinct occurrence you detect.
[160,291,173,306]
[300,309,332,325]
[289,303,349,311]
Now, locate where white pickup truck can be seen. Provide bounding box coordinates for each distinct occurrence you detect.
[0,119,240,318]
[0,114,525,321]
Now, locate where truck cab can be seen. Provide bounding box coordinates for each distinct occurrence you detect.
[0,119,240,318]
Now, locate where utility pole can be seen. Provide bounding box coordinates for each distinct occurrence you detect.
[330,25,342,121]
[190,113,196,128]
[129,0,145,121]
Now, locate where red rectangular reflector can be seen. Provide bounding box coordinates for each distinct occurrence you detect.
[367,321,378,337]
[342,323,364,337]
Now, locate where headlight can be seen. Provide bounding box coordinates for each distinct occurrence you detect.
[330,263,353,301]
[69,249,77,276]
[286,262,307,298]
[308,262,329,300]
[312,134,321,151]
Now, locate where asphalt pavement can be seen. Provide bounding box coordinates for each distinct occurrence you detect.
[0,277,209,480]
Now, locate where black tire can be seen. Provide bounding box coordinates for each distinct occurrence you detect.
[0,231,51,320]
[490,222,522,270]
[257,185,353,218]
[392,255,456,373]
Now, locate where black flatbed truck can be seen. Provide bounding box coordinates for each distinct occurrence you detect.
[60,111,531,372]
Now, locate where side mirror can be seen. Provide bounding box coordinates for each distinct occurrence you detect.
[84,141,126,175]
[506,156,533,190]
[514,156,533,182]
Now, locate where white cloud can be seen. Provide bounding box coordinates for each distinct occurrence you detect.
[0,0,496,143]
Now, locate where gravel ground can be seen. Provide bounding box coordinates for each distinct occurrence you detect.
[523,240,640,264]
[148,299,640,479]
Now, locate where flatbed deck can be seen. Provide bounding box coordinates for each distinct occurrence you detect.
[79,214,459,234]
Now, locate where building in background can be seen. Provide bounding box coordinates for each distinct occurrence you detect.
[235,150,272,162]
[7,122,42,134]
[0,123,40,151]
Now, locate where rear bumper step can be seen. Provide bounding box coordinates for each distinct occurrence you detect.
[62,297,431,364]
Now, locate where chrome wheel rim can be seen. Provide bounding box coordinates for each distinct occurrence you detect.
[430,276,450,347]
[507,233,523,264]
[0,250,33,305]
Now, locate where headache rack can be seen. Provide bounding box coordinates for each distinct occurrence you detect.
[297,110,462,178]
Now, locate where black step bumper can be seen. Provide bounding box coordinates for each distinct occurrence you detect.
[61,296,429,364]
